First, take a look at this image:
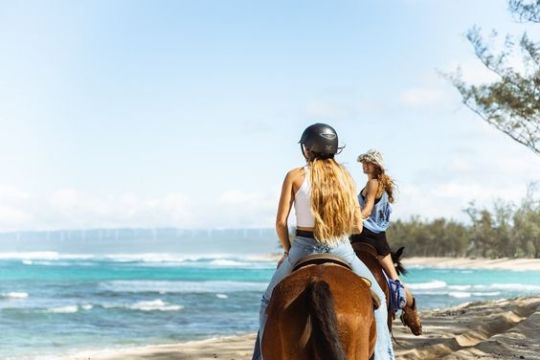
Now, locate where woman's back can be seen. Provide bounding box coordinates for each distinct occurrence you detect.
[293,166,315,229]
[290,158,360,245]
[358,184,392,233]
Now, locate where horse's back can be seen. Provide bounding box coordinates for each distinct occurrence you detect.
[351,243,380,273]
[262,264,375,360]
[351,242,389,299]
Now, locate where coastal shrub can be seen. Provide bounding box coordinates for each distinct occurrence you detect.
[389,184,540,258]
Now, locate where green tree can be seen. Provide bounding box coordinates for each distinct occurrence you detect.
[492,200,515,257]
[385,185,539,258]
[444,221,470,257]
[465,201,515,258]
[513,183,540,257]
[427,218,450,257]
[450,0,540,154]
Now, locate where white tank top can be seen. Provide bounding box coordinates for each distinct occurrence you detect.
[294,167,315,227]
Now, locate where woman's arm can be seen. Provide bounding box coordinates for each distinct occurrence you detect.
[360,179,379,219]
[275,170,296,253]
[351,204,363,234]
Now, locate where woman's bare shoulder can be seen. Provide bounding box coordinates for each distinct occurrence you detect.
[285,167,305,178]
[366,179,379,192]
[283,167,306,189]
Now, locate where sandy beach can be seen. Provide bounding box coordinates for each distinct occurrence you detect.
[75,295,540,360]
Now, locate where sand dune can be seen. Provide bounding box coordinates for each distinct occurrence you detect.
[79,295,540,360]
[395,296,540,360]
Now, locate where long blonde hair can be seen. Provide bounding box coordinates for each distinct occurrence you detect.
[308,157,358,245]
[373,167,395,203]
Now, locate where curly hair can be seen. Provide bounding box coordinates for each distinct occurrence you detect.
[373,167,395,204]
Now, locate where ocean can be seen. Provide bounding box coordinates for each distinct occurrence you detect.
[1,231,540,359]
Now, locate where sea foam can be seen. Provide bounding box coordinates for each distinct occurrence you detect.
[408,280,447,290]
[448,291,471,298]
[1,252,275,269]
[129,299,183,311]
[1,292,29,299]
[98,280,267,293]
[103,299,183,312]
[47,305,79,314]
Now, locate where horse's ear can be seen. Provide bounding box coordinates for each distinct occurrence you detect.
[396,247,405,258]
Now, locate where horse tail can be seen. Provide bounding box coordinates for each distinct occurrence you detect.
[306,280,346,360]
[391,246,408,276]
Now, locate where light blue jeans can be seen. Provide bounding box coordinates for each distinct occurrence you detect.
[252,236,395,360]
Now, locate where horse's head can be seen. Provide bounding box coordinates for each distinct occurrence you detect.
[390,246,407,276]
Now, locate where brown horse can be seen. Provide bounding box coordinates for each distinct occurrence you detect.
[351,242,422,335]
[262,264,377,360]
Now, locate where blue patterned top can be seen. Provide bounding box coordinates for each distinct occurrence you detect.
[358,189,392,233]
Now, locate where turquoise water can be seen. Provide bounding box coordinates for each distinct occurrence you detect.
[1,253,540,359]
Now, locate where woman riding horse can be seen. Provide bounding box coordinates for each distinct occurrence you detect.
[252,123,395,360]
[351,149,419,316]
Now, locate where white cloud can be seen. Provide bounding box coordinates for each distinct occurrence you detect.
[218,190,270,205]
[0,206,32,227]
[0,185,34,229]
[0,186,282,231]
[2,142,540,231]
[434,182,522,202]
[396,68,462,111]
[0,185,30,201]
[393,49,532,115]
[444,51,527,87]
[447,158,474,173]
[395,149,540,222]
[449,59,500,85]
[214,190,277,228]
[0,186,195,231]
[396,182,519,223]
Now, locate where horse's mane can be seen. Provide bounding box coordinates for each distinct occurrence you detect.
[391,247,408,276]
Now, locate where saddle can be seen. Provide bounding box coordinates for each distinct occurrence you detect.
[292,253,352,272]
[292,254,381,309]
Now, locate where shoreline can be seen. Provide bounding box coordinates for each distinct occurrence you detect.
[69,295,540,360]
[66,333,257,360]
[402,256,540,271]
[265,254,540,271]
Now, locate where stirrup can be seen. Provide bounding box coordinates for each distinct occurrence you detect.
[388,279,406,312]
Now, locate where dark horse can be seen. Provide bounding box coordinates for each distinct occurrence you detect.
[351,242,422,335]
[262,263,377,360]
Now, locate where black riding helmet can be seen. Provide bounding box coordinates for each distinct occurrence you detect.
[299,123,340,159]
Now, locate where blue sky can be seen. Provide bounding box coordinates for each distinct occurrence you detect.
[1,0,540,230]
